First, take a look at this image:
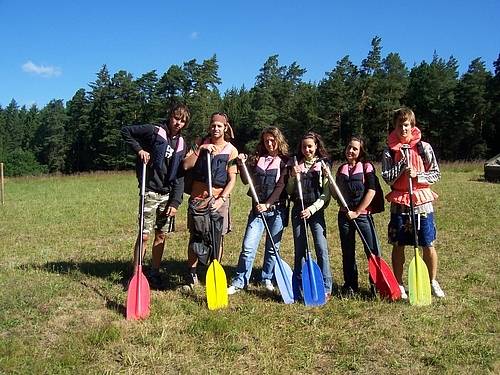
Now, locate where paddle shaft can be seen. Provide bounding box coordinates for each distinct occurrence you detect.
[240,159,293,293]
[401,146,420,248]
[240,159,281,253]
[206,151,218,260]
[293,157,312,254]
[402,144,429,304]
[204,150,229,310]
[321,160,403,299]
[129,161,149,319]
[294,156,321,302]
[137,162,147,267]
[321,160,374,260]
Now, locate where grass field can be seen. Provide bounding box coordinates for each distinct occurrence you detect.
[0,163,498,374]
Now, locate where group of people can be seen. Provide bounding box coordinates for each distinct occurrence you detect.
[121,104,445,303]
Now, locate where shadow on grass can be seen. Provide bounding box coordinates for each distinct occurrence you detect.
[23,258,243,312]
[31,258,211,290]
[23,259,296,313]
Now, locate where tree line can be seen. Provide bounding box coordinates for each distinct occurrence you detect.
[1,37,499,176]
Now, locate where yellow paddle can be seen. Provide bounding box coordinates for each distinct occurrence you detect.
[402,145,431,306]
[204,151,228,310]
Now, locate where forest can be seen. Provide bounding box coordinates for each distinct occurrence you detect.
[1,37,499,176]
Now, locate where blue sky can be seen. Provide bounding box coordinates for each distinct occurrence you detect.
[1,0,499,108]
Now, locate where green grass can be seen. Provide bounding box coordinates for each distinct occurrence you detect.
[0,164,498,374]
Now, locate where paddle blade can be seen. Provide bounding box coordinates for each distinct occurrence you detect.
[126,265,151,320]
[408,248,432,306]
[206,260,228,310]
[302,258,326,307]
[368,255,401,301]
[274,256,294,304]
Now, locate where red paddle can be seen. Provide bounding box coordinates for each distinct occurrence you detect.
[126,162,151,320]
[321,161,400,301]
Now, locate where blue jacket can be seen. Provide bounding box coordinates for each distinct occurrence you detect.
[121,123,186,208]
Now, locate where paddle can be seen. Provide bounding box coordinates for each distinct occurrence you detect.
[320,160,401,301]
[401,144,432,306]
[126,162,151,320]
[205,151,229,310]
[240,158,294,304]
[294,157,326,306]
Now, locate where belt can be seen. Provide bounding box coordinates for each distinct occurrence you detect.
[253,200,287,213]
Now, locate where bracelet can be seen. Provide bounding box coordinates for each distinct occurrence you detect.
[220,195,227,202]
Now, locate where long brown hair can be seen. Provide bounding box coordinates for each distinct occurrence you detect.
[296,131,330,160]
[255,126,289,157]
[346,136,367,163]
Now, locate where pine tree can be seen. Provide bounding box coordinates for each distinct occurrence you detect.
[368,52,409,157]
[0,106,6,163]
[157,65,189,116]
[356,36,383,141]
[222,86,253,152]
[136,70,161,123]
[183,56,223,142]
[486,54,500,156]
[454,58,492,159]
[405,54,458,159]
[23,105,40,151]
[249,55,308,152]
[3,100,24,153]
[36,99,68,173]
[318,56,358,158]
[88,65,113,170]
[66,88,91,172]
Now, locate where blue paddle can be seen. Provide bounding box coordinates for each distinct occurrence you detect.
[240,159,294,304]
[294,157,326,306]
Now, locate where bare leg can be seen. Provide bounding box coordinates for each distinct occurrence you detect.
[217,237,224,262]
[422,245,438,281]
[151,230,166,270]
[185,241,199,287]
[187,245,199,268]
[391,244,406,285]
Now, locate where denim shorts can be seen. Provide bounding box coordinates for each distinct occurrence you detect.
[388,212,437,247]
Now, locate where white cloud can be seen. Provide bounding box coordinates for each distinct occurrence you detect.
[190,31,199,40]
[22,60,62,77]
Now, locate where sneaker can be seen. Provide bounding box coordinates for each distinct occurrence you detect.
[431,279,445,298]
[146,269,163,289]
[325,292,331,302]
[261,279,275,292]
[189,273,199,286]
[399,285,408,300]
[227,285,243,295]
[179,273,199,293]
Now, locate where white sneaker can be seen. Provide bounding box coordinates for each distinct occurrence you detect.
[431,280,445,298]
[261,279,275,292]
[399,285,408,300]
[227,285,242,295]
